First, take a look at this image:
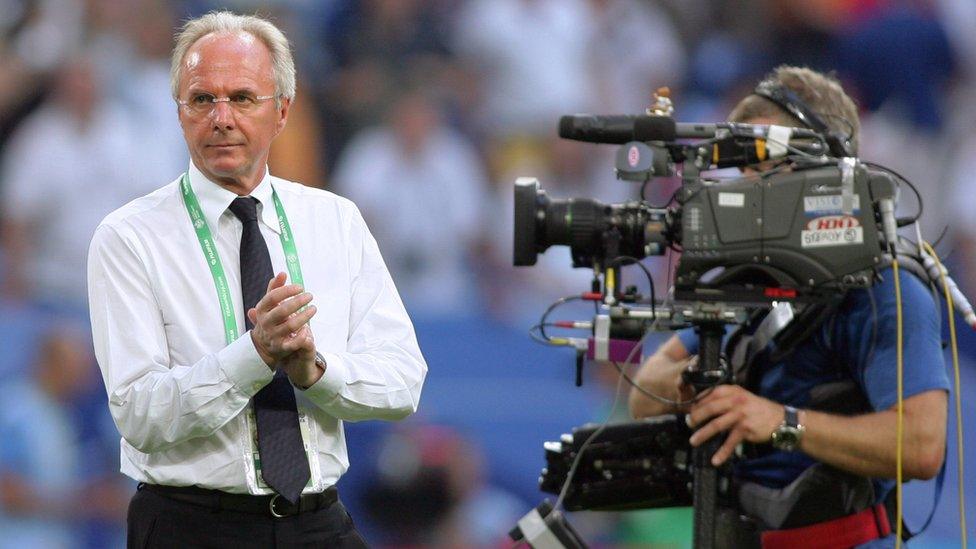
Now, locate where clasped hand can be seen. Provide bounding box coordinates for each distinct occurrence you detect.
[248,272,323,388]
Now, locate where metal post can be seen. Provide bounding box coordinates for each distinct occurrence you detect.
[691,322,727,549]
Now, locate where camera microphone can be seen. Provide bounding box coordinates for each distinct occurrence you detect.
[631,116,677,141]
[559,115,677,144]
[558,114,642,144]
[560,115,754,144]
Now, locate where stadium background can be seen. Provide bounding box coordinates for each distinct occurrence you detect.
[0,0,974,546]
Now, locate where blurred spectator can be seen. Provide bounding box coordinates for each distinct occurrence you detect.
[361,423,524,547]
[0,0,83,73]
[945,134,976,298]
[318,0,456,170]
[326,0,452,70]
[453,0,596,139]
[938,0,976,83]
[90,0,188,190]
[0,323,127,548]
[0,51,167,310]
[268,82,328,187]
[835,7,955,131]
[0,0,84,144]
[333,86,487,316]
[836,6,956,243]
[587,0,687,114]
[858,110,954,244]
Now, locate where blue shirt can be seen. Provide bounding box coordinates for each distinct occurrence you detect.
[678,267,950,497]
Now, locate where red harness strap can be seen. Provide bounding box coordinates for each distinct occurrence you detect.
[761,504,892,549]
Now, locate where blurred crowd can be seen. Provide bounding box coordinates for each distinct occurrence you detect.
[1,0,975,547]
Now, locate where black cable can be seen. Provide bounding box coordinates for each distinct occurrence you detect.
[758,159,797,179]
[608,356,713,407]
[820,112,857,148]
[932,224,950,251]
[666,246,676,299]
[642,181,680,209]
[529,323,562,345]
[537,295,585,341]
[611,323,713,407]
[863,161,924,223]
[554,380,621,511]
[607,255,657,320]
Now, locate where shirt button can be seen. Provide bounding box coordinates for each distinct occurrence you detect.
[253,382,263,392]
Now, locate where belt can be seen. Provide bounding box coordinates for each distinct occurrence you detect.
[761,504,892,549]
[139,483,338,519]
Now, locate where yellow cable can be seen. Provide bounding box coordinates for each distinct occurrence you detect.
[893,259,904,549]
[923,242,968,549]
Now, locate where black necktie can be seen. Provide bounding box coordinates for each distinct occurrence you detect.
[228,196,310,504]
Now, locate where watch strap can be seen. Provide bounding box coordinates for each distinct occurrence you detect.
[784,405,800,428]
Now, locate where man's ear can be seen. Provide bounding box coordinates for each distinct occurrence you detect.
[275,97,291,136]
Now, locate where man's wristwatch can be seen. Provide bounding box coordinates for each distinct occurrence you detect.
[770,405,805,451]
[297,353,327,390]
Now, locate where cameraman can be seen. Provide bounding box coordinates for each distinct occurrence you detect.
[628,66,949,547]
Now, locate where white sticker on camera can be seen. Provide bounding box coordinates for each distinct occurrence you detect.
[718,192,745,207]
[804,195,860,215]
[767,125,792,158]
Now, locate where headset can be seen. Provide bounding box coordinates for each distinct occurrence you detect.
[753,80,854,158]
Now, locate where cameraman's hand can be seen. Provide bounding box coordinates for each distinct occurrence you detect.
[687,385,783,466]
[629,334,695,418]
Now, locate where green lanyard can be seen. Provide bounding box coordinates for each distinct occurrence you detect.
[180,173,305,344]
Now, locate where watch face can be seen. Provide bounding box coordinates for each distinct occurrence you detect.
[772,428,801,451]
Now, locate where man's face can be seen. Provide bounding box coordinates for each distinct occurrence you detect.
[177,32,290,191]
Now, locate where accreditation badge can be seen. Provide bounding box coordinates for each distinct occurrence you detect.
[241,405,323,494]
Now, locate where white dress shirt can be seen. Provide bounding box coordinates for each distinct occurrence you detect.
[87,163,427,494]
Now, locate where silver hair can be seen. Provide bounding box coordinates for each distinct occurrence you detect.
[170,11,296,104]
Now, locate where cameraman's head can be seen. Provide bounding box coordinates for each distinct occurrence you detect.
[730,65,859,157]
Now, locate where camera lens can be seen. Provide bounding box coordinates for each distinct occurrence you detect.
[514,179,668,268]
[513,177,542,266]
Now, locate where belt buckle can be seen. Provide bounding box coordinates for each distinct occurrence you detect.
[269,494,290,518]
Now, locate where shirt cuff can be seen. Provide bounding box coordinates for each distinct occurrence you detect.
[218,331,275,397]
[302,351,347,401]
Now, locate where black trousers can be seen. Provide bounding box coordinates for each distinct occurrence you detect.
[127,485,368,548]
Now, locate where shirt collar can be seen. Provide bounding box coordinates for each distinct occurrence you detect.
[186,162,281,234]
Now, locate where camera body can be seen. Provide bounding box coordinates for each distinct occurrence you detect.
[672,162,893,303]
[514,135,897,308]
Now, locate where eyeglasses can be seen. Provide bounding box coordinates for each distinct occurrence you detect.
[177,92,278,116]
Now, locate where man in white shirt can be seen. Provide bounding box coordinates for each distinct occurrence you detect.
[1,53,173,310]
[87,11,426,547]
[333,89,487,316]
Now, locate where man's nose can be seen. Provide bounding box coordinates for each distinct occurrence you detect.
[210,101,236,129]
